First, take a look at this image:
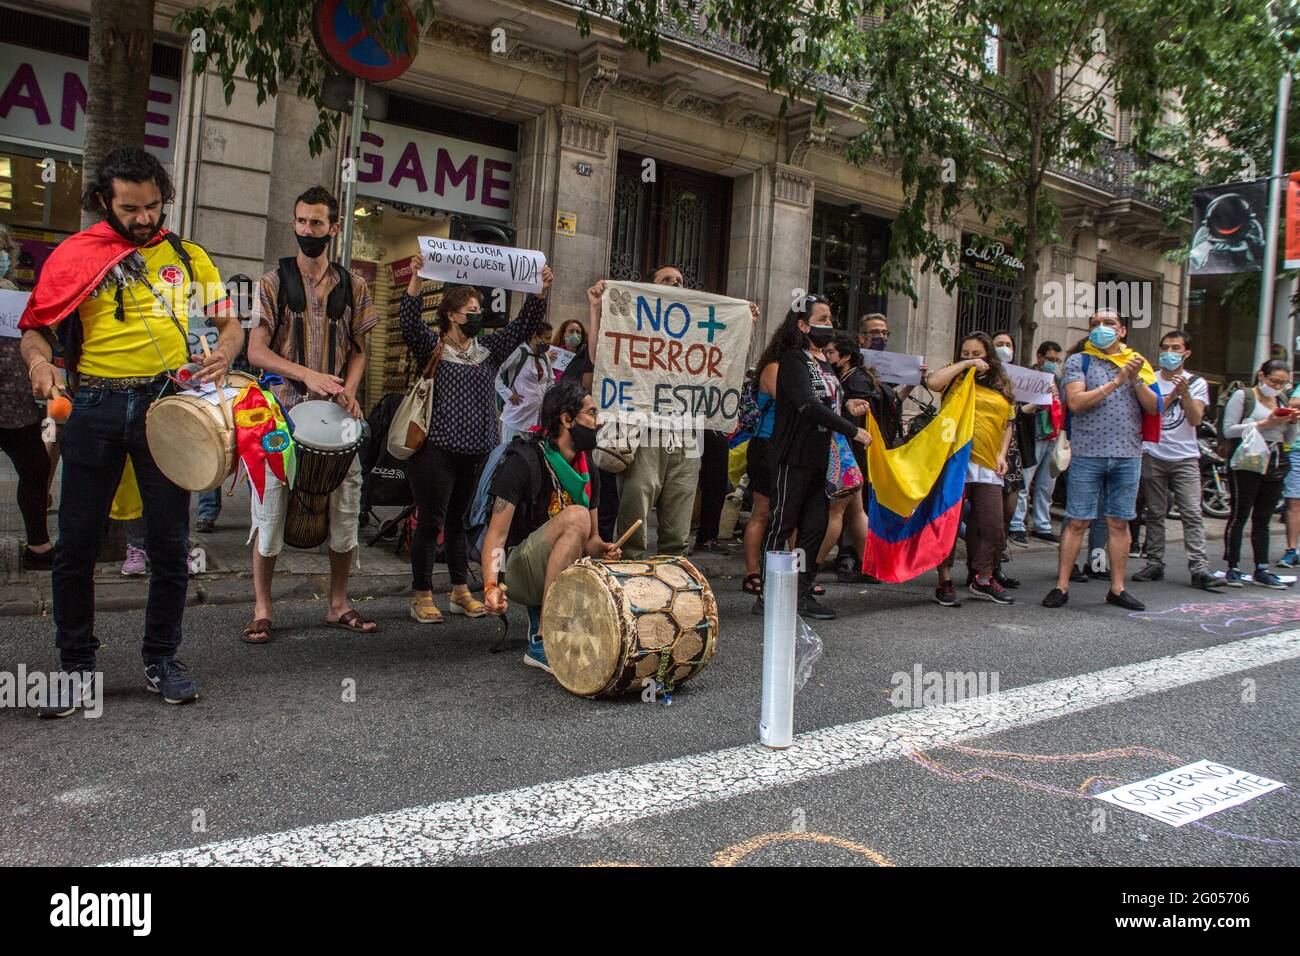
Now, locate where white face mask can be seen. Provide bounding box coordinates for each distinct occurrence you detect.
[995,346,1013,363]
[1258,382,1283,398]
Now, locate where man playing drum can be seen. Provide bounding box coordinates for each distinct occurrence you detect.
[481,381,623,672]
[243,186,380,642]
[20,147,242,714]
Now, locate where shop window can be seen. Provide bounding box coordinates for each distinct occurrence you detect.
[807,202,890,328]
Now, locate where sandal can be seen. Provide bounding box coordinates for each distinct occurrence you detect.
[240,618,272,644]
[742,573,762,595]
[449,590,487,618]
[410,595,443,624]
[326,609,379,634]
[811,584,826,596]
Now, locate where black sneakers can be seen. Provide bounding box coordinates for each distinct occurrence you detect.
[934,581,961,607]
[1191,571,1226,590]
[37,670,98,719]
[1132,564,1164,582]
[969,579,1015,604]
[798,593,836,620]
[144,658,200,705]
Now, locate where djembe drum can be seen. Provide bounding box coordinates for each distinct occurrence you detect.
[145,372,258,492]
[282,400,365,549]
[540,556,719,699]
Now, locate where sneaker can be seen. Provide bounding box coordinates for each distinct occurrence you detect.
[1069,564,1089,583]
[36,670,97,719]
[1224,568,1246,588]
[143,658,199,704]
[21,545,54,571]
[1191,571,1227,590]
[186,550,203,576]
[797,593,836,620]
[969,579,1015,604]
[1041,587,1069,608]
[1132,564,1164,583]
[194,517,216,534]
[1008,531,1030,547]
[934,581,961,607]
[993,567,1021,589]
[121,545,147,576]
[1277,550,1300,569]
[523,610,553,674]
[1031,530,1060,543]
[1251,568,1290,590]
[1106,589,1146,611]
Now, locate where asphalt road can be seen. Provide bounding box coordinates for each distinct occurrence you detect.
[1,542,1296,867]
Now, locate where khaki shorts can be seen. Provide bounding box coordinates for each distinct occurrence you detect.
[504,522,554,608]
[248,455,362,557]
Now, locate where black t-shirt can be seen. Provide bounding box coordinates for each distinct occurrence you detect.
[560,350,594,387]
[488,440,601,548]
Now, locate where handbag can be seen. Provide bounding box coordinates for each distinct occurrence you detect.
[385,342,443,461]
[1048,431,1072,478]
[827,431,864,498]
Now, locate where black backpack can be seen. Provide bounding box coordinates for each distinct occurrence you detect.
[274,257,356,393]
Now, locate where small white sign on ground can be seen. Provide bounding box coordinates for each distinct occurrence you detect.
[1093,760,1284,827]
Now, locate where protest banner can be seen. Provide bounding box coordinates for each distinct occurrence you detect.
[1093,760,1284,827]
[859,349,923,386]
[547,345,576,374]
[417,236,545,294]
[1005,362,1055,405]
[0,289,29,339]
[594,281,753,432]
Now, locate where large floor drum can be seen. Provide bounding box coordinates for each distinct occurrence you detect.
[541,556,719,698]
[145,373,257,492]
[282,400,363,550]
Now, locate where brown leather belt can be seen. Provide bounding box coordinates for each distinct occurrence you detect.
[79,373,172,390]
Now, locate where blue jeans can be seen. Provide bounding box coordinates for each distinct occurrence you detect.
[53,385,191,669]
[1065,456,1141,522]
[1011,436,1056,533]
[197,488,222,520]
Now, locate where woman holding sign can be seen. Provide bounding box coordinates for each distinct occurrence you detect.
[757,296,871,621]
[399,255,553,623]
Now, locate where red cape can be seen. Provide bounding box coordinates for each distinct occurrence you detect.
[18,221,170,330]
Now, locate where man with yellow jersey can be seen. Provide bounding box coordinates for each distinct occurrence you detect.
[19,147,243,716]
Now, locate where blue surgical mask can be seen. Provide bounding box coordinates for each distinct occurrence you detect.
[1042,360,1059,374]
[1159,351,1184,371]
[0,252,9,277]
[1089,325,1119,349]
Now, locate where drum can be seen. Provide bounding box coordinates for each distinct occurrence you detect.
[541,556,719,699]
[145,372,258,492]
[282,400,365,550]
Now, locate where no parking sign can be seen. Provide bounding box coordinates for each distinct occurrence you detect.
[312,0,419,83]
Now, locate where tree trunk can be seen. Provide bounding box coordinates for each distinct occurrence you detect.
[81,0,157,228]
[1019,178,1041,366]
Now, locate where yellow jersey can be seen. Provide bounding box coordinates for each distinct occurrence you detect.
[75,235,225,378]
[969,382,1015,471]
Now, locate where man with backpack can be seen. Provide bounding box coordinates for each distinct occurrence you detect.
[476,381,622,673]
[243,186,380,643]
[1133,330,1225,590]
[19,147,242,713]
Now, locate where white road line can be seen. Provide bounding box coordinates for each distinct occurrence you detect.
[109,630,1300,866]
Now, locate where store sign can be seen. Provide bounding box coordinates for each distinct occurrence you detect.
[962,236,1025,275]
[0,44,179,161]
[354,122,515,222]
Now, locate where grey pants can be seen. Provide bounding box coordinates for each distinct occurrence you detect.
[1140,455,1208,574]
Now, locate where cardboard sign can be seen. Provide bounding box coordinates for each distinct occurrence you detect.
[1093,760,1284,827]
[594,281,754,431]
[0,289,30,339]
[1006,362,1056,406]
[859,349,923,386]
[417,237,546,294]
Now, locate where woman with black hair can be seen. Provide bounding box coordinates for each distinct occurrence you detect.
[399,254,553,624]
[925,331,1017,607]
[756,297,870,620]
[1221,358,1298,587]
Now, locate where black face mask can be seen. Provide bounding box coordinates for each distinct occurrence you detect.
[807,325,835,348]
[295,232,331,259]
[569,423,599,452]
[868,336,887,351]
[458,316,483,339]
[106,207,165,246]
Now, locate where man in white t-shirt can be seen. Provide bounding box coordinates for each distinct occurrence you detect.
[1134,330,1225,590]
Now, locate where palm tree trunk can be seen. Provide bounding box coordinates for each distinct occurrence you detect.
[82,0,157,228]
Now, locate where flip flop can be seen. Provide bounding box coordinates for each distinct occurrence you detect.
[240,618,272,644]
[327,609,379,634]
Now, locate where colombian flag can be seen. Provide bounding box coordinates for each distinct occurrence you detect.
[1081,342,1163,442]
[863,371,977,583]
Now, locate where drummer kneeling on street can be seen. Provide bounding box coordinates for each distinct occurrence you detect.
[481,381,623,673]
[242,185,380,643]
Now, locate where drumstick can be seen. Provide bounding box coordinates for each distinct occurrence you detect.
[199,338,233,430]
[612,520,642,551]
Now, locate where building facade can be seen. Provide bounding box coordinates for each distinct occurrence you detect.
[3,0,1205,411]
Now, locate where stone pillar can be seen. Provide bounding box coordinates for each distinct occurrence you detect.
[758,163,815,350]
[550,105,616,323]
[912,221,961,371]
